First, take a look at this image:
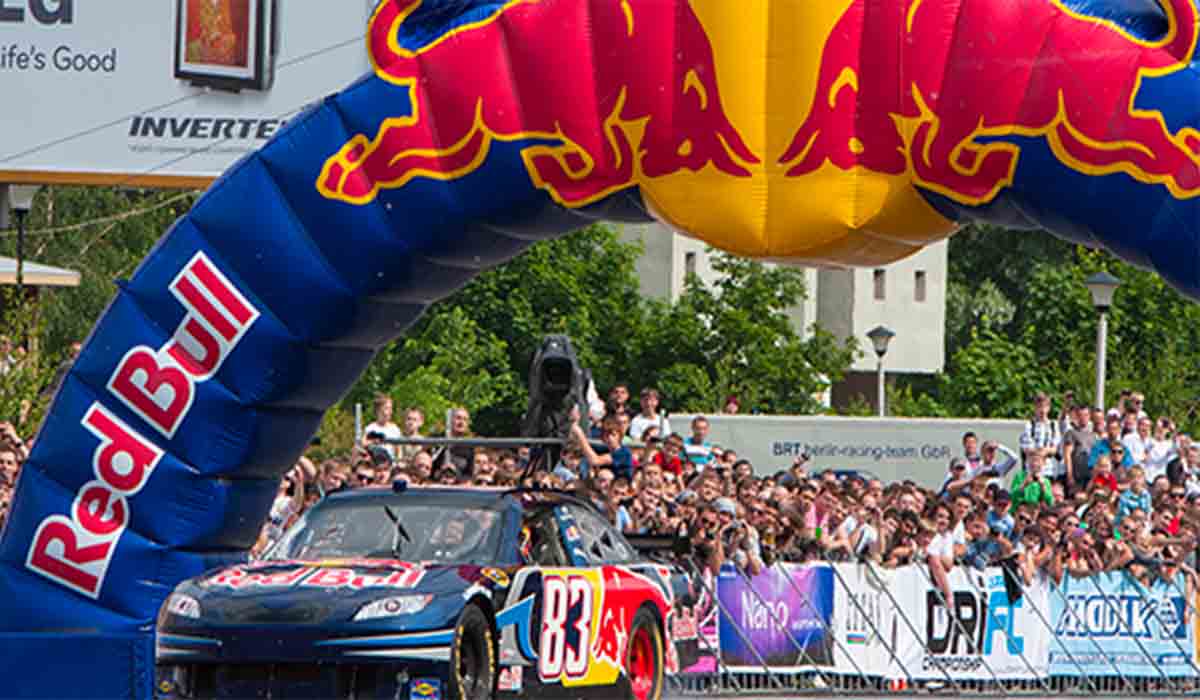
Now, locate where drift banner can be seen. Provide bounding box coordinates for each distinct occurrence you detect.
[716,563,834,671]
[888,566,1051,681]
[1050,571,1197,677]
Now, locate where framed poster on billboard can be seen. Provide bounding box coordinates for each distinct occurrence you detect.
[174,0,277,92]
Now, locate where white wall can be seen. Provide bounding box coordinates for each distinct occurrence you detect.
[843,241,947,374]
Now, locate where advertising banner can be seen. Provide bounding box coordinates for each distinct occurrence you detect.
[1050,572,1198,677]
[671,414,1026,489]
[892,565,1051,681]
[0,1,371,186]
[828,562,903,678]
[716,563,834,671]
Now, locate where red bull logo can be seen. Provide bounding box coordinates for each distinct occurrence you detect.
[318,0,758,208]
[780,0,1200,205]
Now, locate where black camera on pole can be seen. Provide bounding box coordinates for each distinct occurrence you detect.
[522,335,590,466]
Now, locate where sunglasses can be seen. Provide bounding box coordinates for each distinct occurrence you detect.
[1172,492,1187,498]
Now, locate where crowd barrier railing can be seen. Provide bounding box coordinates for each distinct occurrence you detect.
[666,556,1200,695]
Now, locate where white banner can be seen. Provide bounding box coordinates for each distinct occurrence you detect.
[890,565,1051,681]
[671,414,1026,489]
[0,1,372,185]
[829,563,902,677]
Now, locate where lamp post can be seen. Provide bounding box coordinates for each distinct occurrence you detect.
[1085,271,1120,412]
[6,185,40,299]
[866,325,895,417]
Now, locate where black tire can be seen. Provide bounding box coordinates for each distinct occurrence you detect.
[625,607,665,700]
[449,604,496,700]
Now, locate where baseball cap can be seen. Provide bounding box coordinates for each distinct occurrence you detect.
[994,489,1012,503]
[714,497,737,516]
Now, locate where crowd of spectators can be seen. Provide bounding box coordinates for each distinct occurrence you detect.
[251,388,1200,601]
[4,384,1200,603]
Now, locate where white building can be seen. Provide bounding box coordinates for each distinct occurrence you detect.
[617,221,946,410]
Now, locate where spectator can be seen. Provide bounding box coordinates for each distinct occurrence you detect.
[1090,415,1134,470]
[722,395,740,414]
[939,457,973,496]
[1117,466,1152,524]
[685,416,716,472]
[1010,449,1054,511]
[962,432,982,473]
[1121,417,1157,470]
[1019,393,1063,482]
[987,489,1015,538]
[629,388,671,443]
[395,407,425,466]
[978,440,1019,485]
[607,384,633,421]
[964,512,1012,570]
[927,503,957,606]
[571,418,635,482]
[441,408,476,476]
[715,497,763,575]
[1061,403,1096,494]
[363,395,402,457]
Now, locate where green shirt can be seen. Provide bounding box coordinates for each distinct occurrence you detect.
[1009,468,1054,511]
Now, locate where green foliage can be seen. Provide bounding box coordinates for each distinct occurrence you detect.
[941,329,1052,417]
[940,228,1200,430]
[3,187,863,439]
[0,290,58,434]
[888,383,950,418]
[945,279,1014,358]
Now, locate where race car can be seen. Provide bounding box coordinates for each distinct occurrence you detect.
[155,484,692,700]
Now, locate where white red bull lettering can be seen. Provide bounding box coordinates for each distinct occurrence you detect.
[25,252,257,599]
[25,406,163,598]
[107,252,259,439]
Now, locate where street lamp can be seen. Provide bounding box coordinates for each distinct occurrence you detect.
[866,325,895,417]
[6,185,40,299]
[1085,271,1121,412]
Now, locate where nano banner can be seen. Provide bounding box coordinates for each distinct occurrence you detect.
[717,563,834,671]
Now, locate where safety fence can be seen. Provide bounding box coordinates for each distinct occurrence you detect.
[666,556,1200,695]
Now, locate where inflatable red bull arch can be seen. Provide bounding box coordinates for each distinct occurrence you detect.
[2,0,1199,695]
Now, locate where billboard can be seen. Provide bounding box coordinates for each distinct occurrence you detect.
[672,414,1027,488]
[0,0,372,187]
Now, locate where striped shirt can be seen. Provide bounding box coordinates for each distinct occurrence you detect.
[685,438,715,470]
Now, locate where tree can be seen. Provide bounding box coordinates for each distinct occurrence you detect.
[940,328,1053,417]
[628,254,860,415]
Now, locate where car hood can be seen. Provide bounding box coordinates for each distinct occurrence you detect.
[173,559,506,626]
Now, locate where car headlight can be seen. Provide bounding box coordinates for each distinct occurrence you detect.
[353,594,432,621]
[166,594,201,620]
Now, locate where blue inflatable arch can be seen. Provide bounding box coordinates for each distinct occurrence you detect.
[2,0,1200,696]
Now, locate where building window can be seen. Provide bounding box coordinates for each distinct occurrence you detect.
[685,251,697,277]
[873,269,885,300]
[915,270,927,302]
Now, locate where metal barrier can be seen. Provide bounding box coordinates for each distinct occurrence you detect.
[666,559,1200,696]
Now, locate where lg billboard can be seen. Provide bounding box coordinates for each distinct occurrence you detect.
[0,0,373,187]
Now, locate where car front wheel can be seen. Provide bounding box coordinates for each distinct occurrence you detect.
[449,604,496,700]
[626,607,664,700]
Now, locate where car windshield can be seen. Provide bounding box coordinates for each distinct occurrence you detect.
[265,496,504,564]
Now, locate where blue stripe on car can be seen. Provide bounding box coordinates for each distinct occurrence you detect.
[316,629,455,647]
